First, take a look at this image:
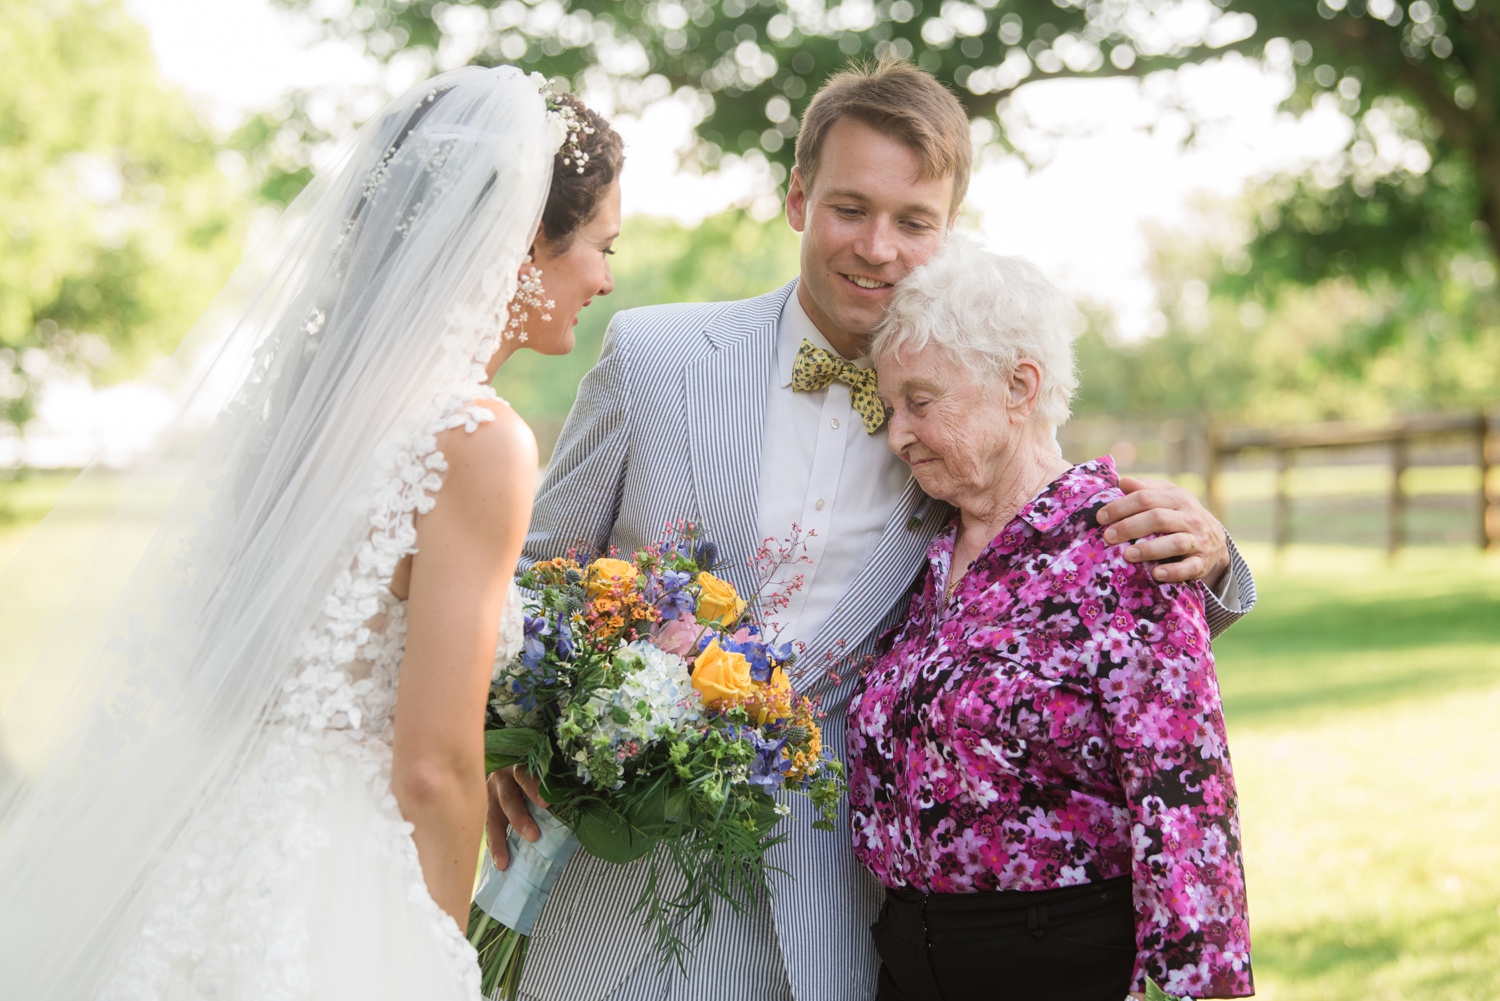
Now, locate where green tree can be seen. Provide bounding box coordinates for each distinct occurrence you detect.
[1075,211,1500,423]
[0,0,248,431]
[276,0,1498,264]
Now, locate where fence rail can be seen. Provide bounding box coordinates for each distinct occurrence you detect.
[1206,411,1498,554]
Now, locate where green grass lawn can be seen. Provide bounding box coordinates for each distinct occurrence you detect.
[3,472,1498,999]
[0,469,82,532]
[1218,544,1500,1001]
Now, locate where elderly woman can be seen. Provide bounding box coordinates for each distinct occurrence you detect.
[846,238,1252,1001]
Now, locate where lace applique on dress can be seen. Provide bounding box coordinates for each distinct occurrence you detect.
[102,386,523,1001]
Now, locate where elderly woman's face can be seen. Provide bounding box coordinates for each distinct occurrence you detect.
[877,344,1027,505]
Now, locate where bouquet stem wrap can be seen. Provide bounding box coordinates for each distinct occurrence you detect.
[468,807,580,998]
[474,807,580,934]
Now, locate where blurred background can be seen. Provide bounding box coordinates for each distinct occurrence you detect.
[1,0,1497,996]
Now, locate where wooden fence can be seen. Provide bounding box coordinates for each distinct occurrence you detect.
[1206,411,1499,554]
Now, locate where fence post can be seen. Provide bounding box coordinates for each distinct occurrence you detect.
[1205,423,1222,518]
[1163,418,1186,480]
[1389,429,1408,556]
[1274,447,1292,553]
[1484,410,1497,552]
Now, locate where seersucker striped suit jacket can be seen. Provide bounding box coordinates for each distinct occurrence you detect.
[512,280,1255,1001]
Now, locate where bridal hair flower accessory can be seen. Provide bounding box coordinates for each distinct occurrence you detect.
[504,257,554,342]
[530,73,596,174]
[551,99,595,174]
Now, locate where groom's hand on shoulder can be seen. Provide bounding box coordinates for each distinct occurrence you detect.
[485,764,549,870]
[1098,476,1230,589]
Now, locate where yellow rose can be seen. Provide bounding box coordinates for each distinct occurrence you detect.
[586,557,638,597]
[763,666,791,698]
[695,572,746,628]
[753,666,793,725]
[690,639,756,707]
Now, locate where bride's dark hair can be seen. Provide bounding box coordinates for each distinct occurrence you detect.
[540,93,624,248]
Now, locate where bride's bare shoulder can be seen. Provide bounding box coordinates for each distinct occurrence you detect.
[435,398,537,502]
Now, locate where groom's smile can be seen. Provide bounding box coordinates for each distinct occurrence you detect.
[786,118,956,360]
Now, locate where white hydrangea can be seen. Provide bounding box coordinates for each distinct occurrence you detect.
[615,640,703,733]
[570,640,705,787]
[490,654,530,725]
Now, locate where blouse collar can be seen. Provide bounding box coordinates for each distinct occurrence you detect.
[928,455,1121,566]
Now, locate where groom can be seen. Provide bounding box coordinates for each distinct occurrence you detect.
[493,61,1255,1001]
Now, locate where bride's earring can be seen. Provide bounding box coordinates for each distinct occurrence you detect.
[505,257,555,343]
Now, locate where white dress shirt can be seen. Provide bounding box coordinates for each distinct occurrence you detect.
[755,290,912,650]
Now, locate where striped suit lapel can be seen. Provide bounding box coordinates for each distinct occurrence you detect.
[681,290,785,597]
[794,478,949,690]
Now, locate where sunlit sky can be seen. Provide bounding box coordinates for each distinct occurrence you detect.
[16,0,1356,464]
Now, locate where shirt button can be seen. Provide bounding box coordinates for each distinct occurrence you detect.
[815,499,826,511]
[830,418,841,430]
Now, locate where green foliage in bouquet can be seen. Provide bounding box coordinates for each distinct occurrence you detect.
[469,526,845,995]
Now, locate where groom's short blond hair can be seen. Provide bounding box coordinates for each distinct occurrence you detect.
[795,60,973,214]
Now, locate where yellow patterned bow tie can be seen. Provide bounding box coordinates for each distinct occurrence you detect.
[789,339,886,433]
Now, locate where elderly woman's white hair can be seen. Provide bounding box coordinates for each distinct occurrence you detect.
[872,236,1079,427]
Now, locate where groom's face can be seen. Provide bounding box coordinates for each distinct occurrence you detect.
[787,119,955,357]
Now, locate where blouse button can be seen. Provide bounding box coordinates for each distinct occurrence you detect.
[830,418,841,429]
[815,498,826,511]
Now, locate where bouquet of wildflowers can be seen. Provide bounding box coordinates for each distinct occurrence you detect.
[466,524,844,999]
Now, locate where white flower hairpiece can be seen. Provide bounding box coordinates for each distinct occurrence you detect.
[530,72,596,174]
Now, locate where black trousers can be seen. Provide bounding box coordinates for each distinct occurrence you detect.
[871,877,1136,1001]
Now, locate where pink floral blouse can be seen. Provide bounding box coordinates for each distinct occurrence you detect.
[847,458,1252,998]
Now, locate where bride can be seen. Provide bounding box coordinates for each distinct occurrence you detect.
[0,66,621,1000]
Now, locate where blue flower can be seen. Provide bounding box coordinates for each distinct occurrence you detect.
[512,676,540,713]
[646,568,696,622]
[723,629,775,682]
[747,732,792,792]
[521,615,550,671]
[553,612,576,661]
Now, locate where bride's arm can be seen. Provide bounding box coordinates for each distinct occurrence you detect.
[392,401,537,929]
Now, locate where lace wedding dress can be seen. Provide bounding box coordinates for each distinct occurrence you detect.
[0,65,560,1000]
[99,392,527,1001]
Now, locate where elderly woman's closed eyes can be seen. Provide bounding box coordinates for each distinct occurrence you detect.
[847,237,1252,1001]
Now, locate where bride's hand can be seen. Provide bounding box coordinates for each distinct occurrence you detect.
[485,764,549,870]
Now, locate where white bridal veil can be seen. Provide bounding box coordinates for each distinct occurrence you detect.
[0,65,558,997]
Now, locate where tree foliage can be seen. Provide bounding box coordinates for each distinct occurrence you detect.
[1077,212,1500,423]
[1221,3,1498,299]
[286,0,1497,424]
[0,0,247,430]
[278,0,1498,266]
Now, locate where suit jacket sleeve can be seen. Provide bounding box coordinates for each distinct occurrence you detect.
[1204,534,1256,641]
[521,317,632,566]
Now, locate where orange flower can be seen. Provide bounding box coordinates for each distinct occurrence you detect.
[528,557,582,587]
